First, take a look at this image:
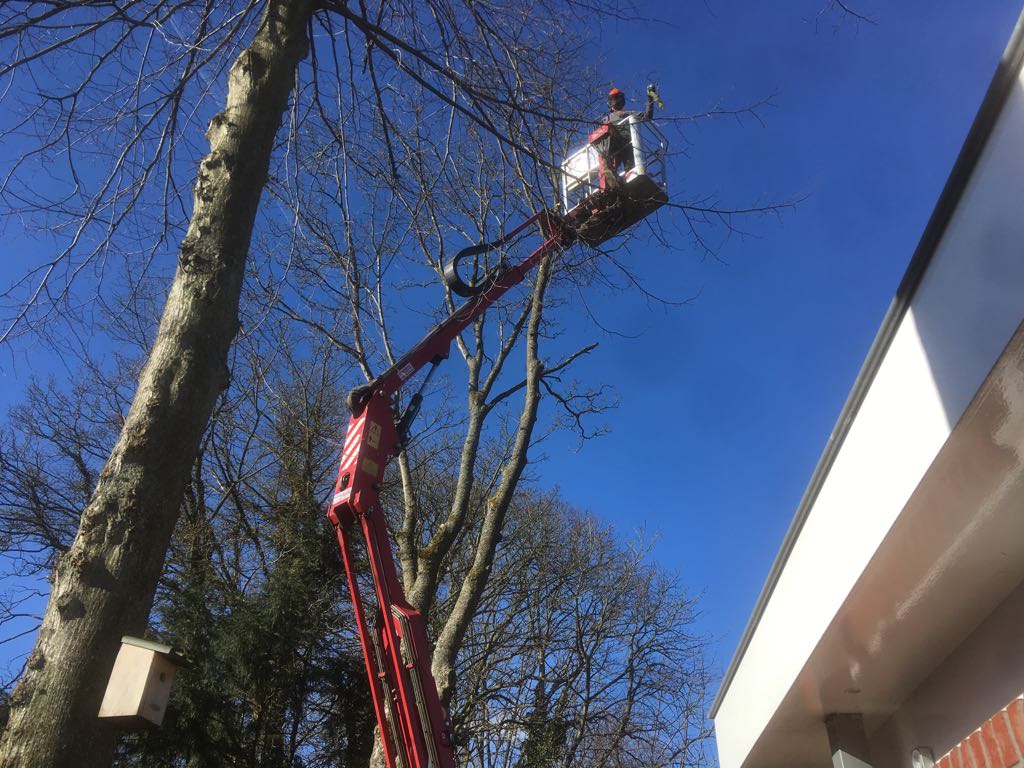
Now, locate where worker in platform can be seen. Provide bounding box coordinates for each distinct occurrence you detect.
[598,85,659,187]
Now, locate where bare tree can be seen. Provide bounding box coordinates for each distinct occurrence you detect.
[275,68,615,697]
[436,491,712,768]
[0,1,788,764]
[0,333,714,768]
[266,56,715,767]
[808,1,878,30]
[0,0,632,763]
[0,2,321,762]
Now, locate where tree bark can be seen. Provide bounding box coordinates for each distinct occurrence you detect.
[0,2,315,765]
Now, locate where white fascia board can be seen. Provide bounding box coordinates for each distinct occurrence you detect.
[714,316,949,768]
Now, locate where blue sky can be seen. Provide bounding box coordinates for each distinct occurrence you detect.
[531,0,1024,687]
[1,0,1022,744]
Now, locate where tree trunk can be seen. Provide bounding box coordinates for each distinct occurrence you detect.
[0,2,314,765]
[431,257,552,707]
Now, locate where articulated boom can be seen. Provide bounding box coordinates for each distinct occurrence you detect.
[327,210,568,768]
[327,112,669,762]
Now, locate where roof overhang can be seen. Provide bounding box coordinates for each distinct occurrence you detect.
[722,323,1024,767]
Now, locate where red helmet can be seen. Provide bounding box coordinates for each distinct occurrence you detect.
[608,87,625,108]
[608,87,623,98]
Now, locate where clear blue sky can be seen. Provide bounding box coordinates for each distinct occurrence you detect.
[531,0,1024,689]
[1,0,1022,739]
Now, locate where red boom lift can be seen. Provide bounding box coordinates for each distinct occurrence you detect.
[326,114,668,768]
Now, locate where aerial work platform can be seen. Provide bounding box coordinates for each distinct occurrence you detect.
[329,104,672,768]
[560,114,669,246]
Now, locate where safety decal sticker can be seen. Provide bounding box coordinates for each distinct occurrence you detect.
[367,421,381,450]
[361,457,379,478]
[399,363,414,381]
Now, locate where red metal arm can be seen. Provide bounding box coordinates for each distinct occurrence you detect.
[327,208,570,768]
[347,209,565,411]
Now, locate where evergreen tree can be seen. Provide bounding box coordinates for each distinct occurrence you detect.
[115,354,374,767]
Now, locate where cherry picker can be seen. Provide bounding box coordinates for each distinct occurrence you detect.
[326,111,668,768]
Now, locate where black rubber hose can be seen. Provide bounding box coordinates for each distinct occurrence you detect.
[443,239,507,297]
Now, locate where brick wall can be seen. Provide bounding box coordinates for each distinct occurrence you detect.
[935,695,1024,768]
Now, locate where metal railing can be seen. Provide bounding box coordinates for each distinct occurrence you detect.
[560,116,669,212]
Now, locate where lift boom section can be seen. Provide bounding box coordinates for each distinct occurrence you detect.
[326,210,568,768]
